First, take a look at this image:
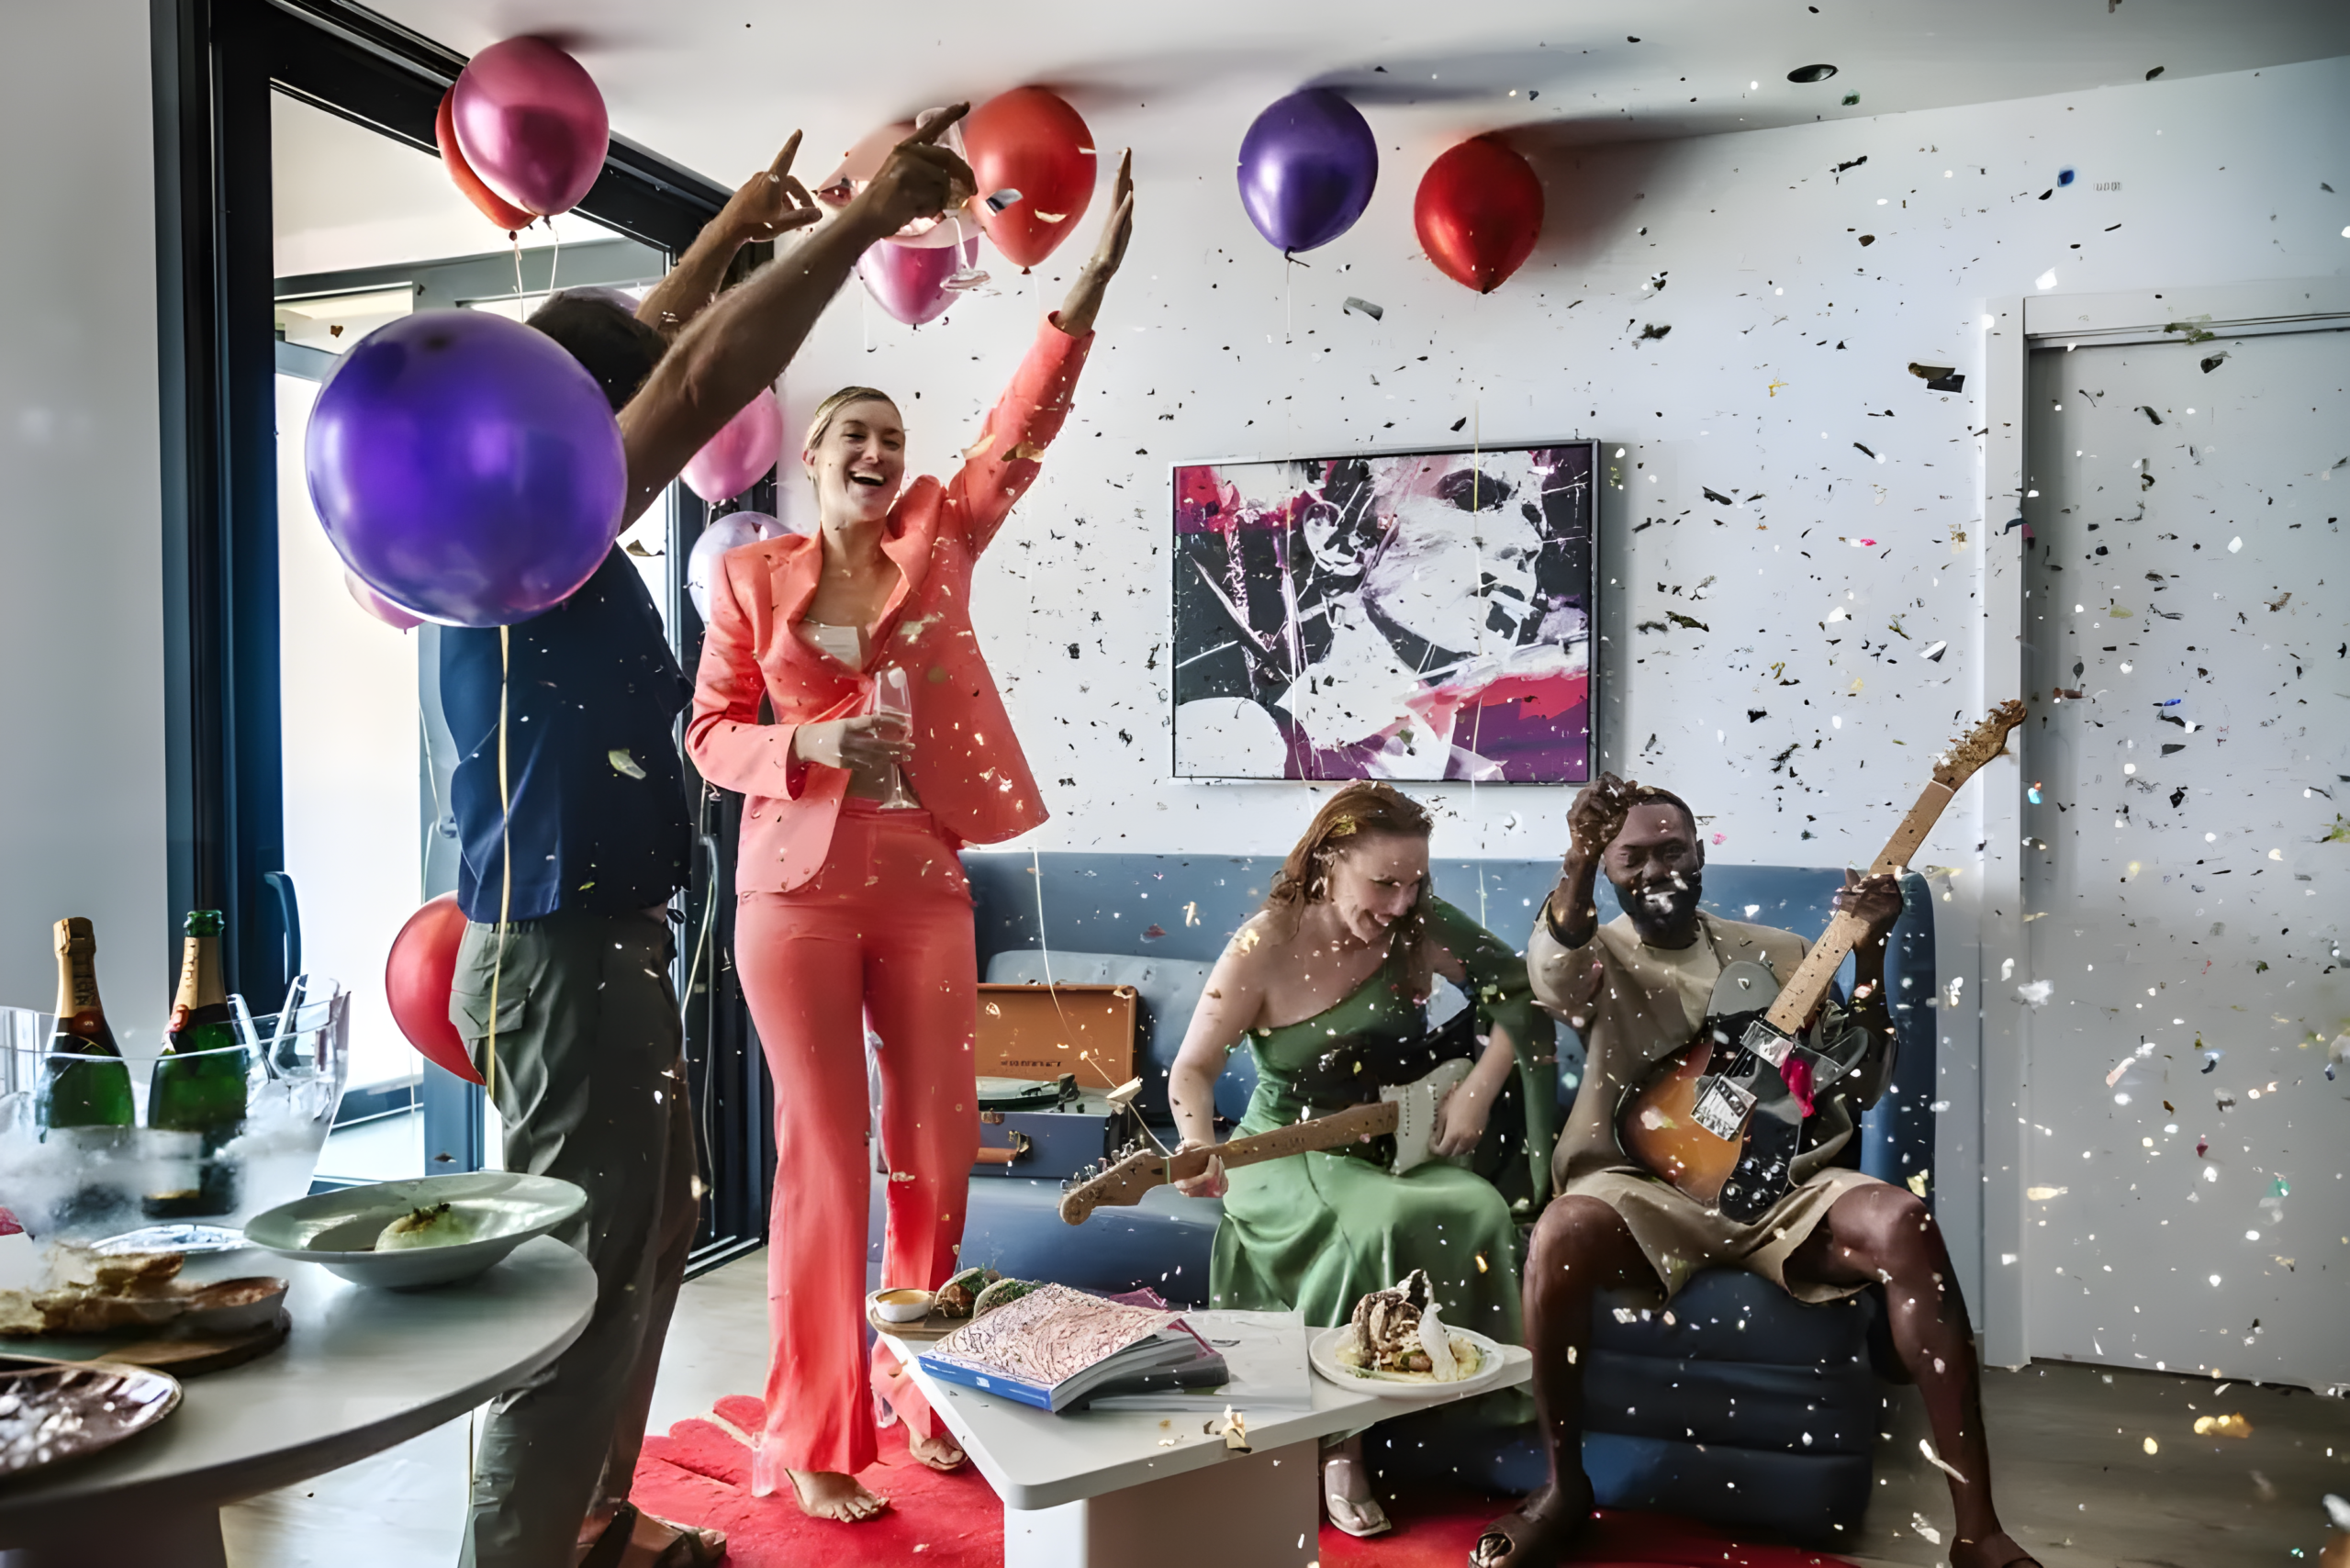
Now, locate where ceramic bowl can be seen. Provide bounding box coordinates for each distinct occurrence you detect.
[870,1288,934,1324]
[242,1172,585,1290]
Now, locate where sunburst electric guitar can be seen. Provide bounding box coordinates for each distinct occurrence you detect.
[1617,701,2025,1222]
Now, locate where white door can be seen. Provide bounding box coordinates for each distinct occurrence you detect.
[2019,323,2346,1390]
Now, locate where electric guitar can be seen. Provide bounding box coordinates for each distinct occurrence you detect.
[1616,700,2025,1221]
[1057,1057,1472,1225]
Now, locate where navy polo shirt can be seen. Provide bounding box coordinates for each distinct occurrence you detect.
[442,548,695,924]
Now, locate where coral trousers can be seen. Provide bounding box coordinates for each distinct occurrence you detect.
[734,799,980,1485]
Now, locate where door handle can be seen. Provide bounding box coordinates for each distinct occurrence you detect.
[261,869,302,983]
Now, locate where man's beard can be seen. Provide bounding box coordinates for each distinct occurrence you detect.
[1623,872,1703,932]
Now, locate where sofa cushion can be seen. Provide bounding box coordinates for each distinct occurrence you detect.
[983,948,1256,1123]
[1591,1270,1879,1367]
[1581,1348,1876,1454]
[867,1170,1222,1307]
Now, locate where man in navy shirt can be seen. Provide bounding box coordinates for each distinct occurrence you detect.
[442,120,975,1568]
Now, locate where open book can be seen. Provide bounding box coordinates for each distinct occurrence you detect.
[1079,1309,1315,1413]
[916,1284,1210,1414]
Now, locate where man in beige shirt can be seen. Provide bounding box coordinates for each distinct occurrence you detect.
[1475,777,2040,1568]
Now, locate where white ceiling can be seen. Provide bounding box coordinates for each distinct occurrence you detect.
[273,92,610,279]
[362,0,2350,193]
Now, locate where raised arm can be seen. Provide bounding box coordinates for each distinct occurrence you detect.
[943,151,1134,553]
[619,112,976,522]
[633,136,822,342]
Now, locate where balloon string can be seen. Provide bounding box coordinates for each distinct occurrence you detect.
[548,221,563,297]
[486,625,510,1109]
[1469,397,1487,930]
[511,231,525,305]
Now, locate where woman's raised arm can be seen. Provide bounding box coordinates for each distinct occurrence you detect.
[943,151,1135,552]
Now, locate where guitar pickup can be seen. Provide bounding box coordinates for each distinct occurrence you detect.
[1691,1076,1754,1142]
[1740,1017,1796,1069]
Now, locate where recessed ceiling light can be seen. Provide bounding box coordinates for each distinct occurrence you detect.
[1787,63,1839,84]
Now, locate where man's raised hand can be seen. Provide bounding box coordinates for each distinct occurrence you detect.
[1566,773,1640,863]
[856,105,977,238]
[722,134,822,243]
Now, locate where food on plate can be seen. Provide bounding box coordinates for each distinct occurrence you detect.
[1332,1268,1483,1383]
[0,1246,284,1338]
[934,1266,1000,1319]
[969,1276,1042,1317]
[376,1202,478,1251]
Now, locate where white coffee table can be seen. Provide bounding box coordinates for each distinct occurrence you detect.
[881,1316,1531,1568]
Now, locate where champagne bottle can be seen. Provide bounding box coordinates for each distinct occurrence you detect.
[145,910,248,1217]
[37,917,134,1132]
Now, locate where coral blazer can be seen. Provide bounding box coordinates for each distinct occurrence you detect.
[686,315,1094,893]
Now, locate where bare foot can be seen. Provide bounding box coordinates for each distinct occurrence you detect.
[1951,1529,2044,1568]
[784,1468,890,1522]
[907,1430,967,1472]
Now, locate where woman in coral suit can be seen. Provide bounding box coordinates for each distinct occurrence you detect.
[687,145,1133,1523]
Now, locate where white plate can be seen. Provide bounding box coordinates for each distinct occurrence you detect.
[242,1172,585,1290]
[1307,1324,1512,1404]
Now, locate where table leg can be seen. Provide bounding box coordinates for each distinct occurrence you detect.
[0,1502,226,1568]
[1002,1439,1318,1568]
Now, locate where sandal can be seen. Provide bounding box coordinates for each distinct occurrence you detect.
[1322,1450,1391,1539]
[1471,1480,1593,1568]
[576,1504,638,1568]
[641,1512,727,1568]
[578,1505,729,1568]
[1953,1530,2044,1568]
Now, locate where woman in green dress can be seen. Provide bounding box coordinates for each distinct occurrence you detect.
[1167,781,1553,1539]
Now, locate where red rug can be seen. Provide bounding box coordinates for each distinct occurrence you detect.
[631,1394,1856,1568]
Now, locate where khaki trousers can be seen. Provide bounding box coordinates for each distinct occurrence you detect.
[450,910,698,1568]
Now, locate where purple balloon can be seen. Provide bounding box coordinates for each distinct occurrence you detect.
[306,309,625,628]
[1237,89,1379,254]
[856,233,980,327]
[686,510,800,623]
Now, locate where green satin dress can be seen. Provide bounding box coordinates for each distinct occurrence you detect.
[1206,898,1551,1354]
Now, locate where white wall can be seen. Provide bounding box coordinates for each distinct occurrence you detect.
[0,3,169,1031]
[772,56,2348,1372]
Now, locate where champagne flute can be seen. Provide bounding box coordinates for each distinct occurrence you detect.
[870,666,921,811]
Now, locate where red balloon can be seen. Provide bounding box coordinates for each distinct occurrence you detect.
[1414,137,1544,294]
[344,568,425,630]
[435,88,533,234]
[386,893,484,1085]
[962,87,1096,269]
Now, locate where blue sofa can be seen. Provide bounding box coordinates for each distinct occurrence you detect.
[867,853,1936,1546]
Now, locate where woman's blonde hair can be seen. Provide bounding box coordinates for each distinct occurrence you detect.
[1262,782,1436,998]
[802,386,899,454]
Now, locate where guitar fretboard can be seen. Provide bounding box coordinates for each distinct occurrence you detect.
[1164,1098,1399,1182]
[1761,779,1953,1036]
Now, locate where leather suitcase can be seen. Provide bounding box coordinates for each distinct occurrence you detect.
[974,981,1137,1086]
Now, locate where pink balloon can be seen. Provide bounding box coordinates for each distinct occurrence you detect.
[857,233,980,327]
[345,569,424,630]
[450,38,609,218]
[681,386,785,503]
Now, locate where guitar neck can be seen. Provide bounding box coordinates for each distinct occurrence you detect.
[1760,779,1953,1036]
[1166,1099,1400,1183]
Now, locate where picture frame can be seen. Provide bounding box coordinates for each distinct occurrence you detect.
[1170,439,1598,784]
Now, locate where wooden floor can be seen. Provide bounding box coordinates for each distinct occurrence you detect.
[221,1252,2347,1567]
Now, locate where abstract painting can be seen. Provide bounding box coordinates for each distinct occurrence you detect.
[1171,441,1596,782]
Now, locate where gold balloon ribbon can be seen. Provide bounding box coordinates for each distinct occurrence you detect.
[485,624,511,1104]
